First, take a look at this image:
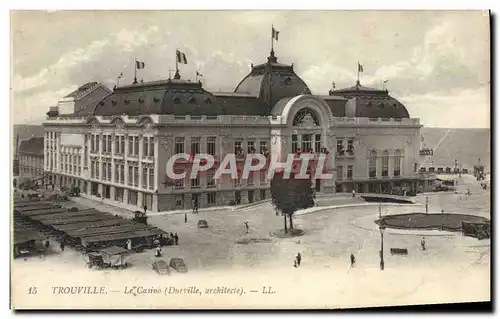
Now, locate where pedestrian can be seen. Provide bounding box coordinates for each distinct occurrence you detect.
[441,209,445,214]
[45,239,50,249]
[153,236,160,247]
[60,241,65,252]
[143,205,147,214]
[352,189,356,198]
[127,239,132,251]
[244,221,249,234]
[296,253,302,267]
[185,213,188,223]
[350,253,356,267]
[155,246,162,257]
[174,233,179,245]
[421,237,426,251]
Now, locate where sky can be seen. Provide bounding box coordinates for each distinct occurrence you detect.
[10,10,490,128]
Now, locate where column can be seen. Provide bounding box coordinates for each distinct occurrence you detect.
[137,192,143,208]
[138,135,143,189]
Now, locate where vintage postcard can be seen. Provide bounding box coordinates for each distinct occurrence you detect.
[10,10,491,310]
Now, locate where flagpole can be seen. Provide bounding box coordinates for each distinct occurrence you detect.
[175,50,179,74]
[134,58,138,84]
[357,61,359,83]
[271,25,274,51]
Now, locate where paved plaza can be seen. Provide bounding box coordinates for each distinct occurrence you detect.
[12,174,490,307]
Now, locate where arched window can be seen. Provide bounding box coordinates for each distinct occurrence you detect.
[293,108,320,127]
[368,151,377,178]
[382,150,389,177]
[393,150,402,177]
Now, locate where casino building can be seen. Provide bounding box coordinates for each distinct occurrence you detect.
[43,49,422,212]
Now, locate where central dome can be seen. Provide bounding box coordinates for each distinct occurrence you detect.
[234,50,311,111]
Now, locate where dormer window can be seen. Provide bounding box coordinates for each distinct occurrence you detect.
[124,100,130,105]
[173,97,181,104]
[153,97,160,103]
[392,103,397,108]
[378,103,384,108]
[204,98,212,104]
[99,101,105,106]
[366,102,372,107]
[284,77,292,85]
[111,100,117,106]
[138,97,145,104]
[188,97,196,104]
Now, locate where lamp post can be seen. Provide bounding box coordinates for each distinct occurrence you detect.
[379,225,386,270]
[425,196,429,214]
[379,202,382,219]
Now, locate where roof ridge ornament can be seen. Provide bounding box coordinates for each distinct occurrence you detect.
[267,49,278,64]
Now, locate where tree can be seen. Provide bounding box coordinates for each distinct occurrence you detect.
[270,171,316,233]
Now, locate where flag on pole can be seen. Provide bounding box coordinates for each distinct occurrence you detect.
[358,63,364,73]
[136,61,145,69]
[272,27,279,41]
[176,50,188,64]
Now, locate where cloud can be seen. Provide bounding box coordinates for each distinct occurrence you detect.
[11,11,490,128]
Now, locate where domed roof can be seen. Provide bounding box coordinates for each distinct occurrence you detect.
[329,81,410,118]
[234,50,311,112]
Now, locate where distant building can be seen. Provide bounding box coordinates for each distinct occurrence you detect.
[43,49,422,212]
[18,137,44,178]
[46,82,112,117]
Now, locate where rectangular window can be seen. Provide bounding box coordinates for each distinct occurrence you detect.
[337,139,344,155]
[134,137,139,156]
[175,195,183,208]
[175,137,185,154]
[302,134,312,152]
[191,137,201,155]
[207,170,216,188]
[207,193,216,205]
[102,162,107,180]
[128,191,138,206]
[91,135,95,152]
[107,163,111,181]
[115,163,120,183]
[128,166,133,186]
[128,136,134,155]
[207,137,216,156]
[292,134,299,153]
[149,137,154,157]
[337,165,344,180]
[394,156,402,177]
[115,136,120,154]
[347,139,354,155]
[260,189,266,200]
[174,173,185,189]
[260,141,268,155]
[234,140,243,156]
[314,134,321,153]
[191,176,200,188]
[382,155,389,177]
[149,168,154,190]
[120,164,124,184]
[134,166,139,187]
[96,135,100,152]
[347,165,353,179]
[143,167,148,188]
[247,140,255,154]
[120,136,125,154]
[143,137,148,157]
[260,170,266,184]
[115,187,124,202]
[107,135,112,153]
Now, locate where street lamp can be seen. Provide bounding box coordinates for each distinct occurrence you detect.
[379,225,386,270]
